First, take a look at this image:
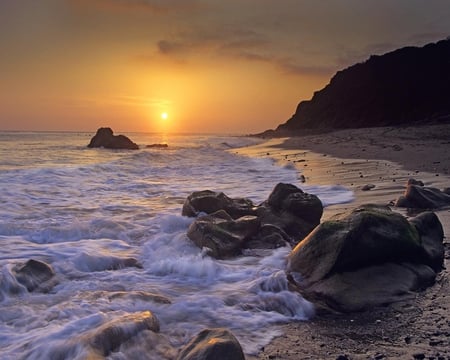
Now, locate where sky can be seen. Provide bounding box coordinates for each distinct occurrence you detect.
[1,0,449,134]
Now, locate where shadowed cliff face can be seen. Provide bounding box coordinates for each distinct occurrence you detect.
[276,39,450,133]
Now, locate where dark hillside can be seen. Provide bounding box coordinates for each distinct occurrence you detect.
[274,39,450,134]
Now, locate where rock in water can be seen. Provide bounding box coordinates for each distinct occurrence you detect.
[182,190,256,219]
[87,127,139,150]
[88,311,160,356]
[183,183,323,258]
[187,211,261,259]
[12,259,56,292]
[176,328,245,360]
[287,205,444,312]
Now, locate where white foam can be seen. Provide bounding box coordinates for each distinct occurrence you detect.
[0,133,354,358]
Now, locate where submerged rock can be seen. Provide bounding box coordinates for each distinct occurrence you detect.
[184,183,323,258]
[26,311,160,359]
[176,328,245,360]
[287,205,444,312]
[87,127,139,150]
[12,259,56,292]
[88,311,160,356]
[107,290,171,304]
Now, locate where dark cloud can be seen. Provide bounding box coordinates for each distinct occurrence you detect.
[157,40,186,55]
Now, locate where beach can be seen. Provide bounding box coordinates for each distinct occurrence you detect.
[236,124,450,359]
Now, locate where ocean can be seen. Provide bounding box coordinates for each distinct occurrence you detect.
[0,131,353,359]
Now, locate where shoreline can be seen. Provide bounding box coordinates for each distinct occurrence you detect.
[235,124,450,359]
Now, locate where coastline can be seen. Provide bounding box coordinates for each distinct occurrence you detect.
[236,124,450,359]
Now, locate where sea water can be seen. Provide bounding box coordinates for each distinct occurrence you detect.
[0,131,354,359]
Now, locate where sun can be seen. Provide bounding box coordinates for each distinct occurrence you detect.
[161,112,168,120]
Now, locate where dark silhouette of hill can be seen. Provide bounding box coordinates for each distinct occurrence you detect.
[270,38,450,135]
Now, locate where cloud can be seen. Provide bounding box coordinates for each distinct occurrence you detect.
[70,0,201,14]
[155,25,269,58]
[157,40,186,55]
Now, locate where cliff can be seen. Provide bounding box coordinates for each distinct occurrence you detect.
[274,38,450,134]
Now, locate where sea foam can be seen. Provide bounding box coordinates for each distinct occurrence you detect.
[0,132,352,358]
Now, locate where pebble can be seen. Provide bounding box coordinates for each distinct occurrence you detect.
[335,355,349,360]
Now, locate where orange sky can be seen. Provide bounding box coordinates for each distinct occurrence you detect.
[1,0,449,134]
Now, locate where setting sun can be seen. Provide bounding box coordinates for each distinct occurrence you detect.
[161,112,168,120]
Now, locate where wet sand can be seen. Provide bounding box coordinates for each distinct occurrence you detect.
[236,124,450,360]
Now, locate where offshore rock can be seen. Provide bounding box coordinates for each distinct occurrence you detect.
[287,205,444,312]
[87,127,139,150]
[184,183,323,258]
[176,328,245,360]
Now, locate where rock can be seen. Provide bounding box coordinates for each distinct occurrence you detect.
[409,212,445,272]
[395,184,450,209]
[184,183,323,258]
[407,178,424,186]
[187,211,261,259]
[265,183,323,225]
[361,184,376,191]
[182,190,256,219]
[146,143,168,148]
[107,290,171,304]
[74,253,142,272]
[176,328,245,360]
[12,259,56,292]
[88,311,159,356]
[287,205,444,312]
[87,127,139,150]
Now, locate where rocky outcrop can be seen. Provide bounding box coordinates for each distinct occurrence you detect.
[287,205,444,312]
[183,183,323,258]
[271,39,450,134]
[87,127,139,150]
[176,328,245,360]
[12,259,57,293]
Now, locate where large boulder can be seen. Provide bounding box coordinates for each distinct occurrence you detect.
[258,183,323,239]
[184,184,323,258]
[176,328,245,360]
[395,183,450,209]
[87,127,139,150]
[287,205,444,312]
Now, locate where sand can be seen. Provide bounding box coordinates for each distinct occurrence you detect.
[235,123,450,360]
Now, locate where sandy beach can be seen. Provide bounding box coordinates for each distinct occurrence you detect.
[236,123,450,360]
